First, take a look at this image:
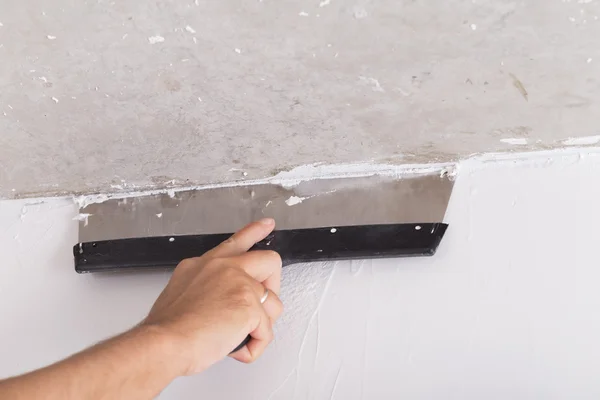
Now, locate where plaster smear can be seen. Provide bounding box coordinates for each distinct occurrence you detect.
[148,35,165,44]
[358,76,385,92]
[562,135,600,146]
[74,194,109,209]
[71,161,455,209]
[72,213,92,226]
[268,162,455,189]
[70,147,600,210]
[500,138,528,145]
[284,196,306,206]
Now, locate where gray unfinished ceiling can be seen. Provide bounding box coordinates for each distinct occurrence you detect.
[1,0,600,198]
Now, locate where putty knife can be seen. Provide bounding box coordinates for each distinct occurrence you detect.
[73,171,454,272]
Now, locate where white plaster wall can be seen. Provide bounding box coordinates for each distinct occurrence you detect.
[1,149,600,399]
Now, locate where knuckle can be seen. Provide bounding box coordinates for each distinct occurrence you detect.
[233,283,257,308]
[205,258,226,272]
[275,299,284,316]
[241,285,257,304]
[265,250,283,267]
[268,328,275,342]
[174,259,199,275]
[176,259,195,269]
[244,355,258,364]
[217,263,235,275]
[220,267,247,288]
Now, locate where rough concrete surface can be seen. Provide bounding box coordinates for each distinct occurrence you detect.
[2,0,600,197]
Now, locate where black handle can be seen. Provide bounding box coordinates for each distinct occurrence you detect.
[74,223,448,273]
[231,335,252,354]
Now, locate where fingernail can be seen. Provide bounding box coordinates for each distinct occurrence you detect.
[259,218,275,225]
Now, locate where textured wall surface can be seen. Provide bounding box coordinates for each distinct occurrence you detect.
[1,148,600,398]
[2,0,600,197]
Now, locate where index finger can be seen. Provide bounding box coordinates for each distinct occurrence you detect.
[204,218,276,259]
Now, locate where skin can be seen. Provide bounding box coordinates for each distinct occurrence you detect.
[0,218,284,400]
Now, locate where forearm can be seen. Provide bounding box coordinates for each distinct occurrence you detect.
[0,220,283,398]
[0,325,184,400]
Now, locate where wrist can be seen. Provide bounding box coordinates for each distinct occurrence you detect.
[130,323,190,380]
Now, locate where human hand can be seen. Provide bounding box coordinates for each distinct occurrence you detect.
[141,218,284,375]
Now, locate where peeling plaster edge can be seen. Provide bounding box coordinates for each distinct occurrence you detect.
[466,146,600,165]
[2,147,600,207]
[73,161,457,209]
[456,147,600,179]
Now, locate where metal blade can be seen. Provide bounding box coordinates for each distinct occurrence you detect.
[78,169,455,243]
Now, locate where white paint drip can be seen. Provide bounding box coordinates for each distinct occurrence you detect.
[470,24,477,30]
[562,135,600,146]
[319,0,331,7]
[148,35,165,44]
[501,138,528,145]
[299,11,309,16]
[285,196,306,206]
[156,213,163,218]
[47,35,57,40]
[234,48,242,54]
[185,25,196,33]
[51,97,59,104]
